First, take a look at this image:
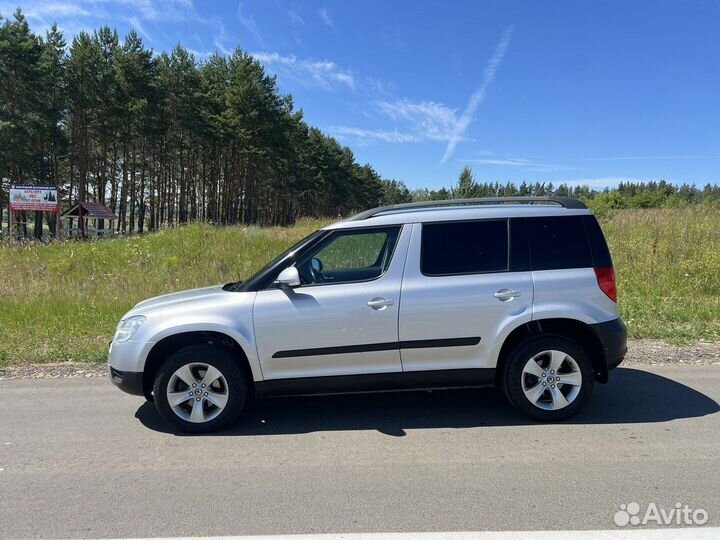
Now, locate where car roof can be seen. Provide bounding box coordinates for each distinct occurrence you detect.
[324,201,593,230]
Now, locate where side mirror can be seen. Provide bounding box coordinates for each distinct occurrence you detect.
[274,266,301,288]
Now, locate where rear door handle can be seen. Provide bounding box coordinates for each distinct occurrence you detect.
[367,297,394,310]
[494,288,521,301]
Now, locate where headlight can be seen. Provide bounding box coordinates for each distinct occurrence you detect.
[113,315,147,342]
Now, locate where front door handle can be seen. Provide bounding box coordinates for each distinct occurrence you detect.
[367,297,394,310]
[494,288,521,301]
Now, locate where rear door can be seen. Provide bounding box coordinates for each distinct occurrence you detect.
[399,219,534,371]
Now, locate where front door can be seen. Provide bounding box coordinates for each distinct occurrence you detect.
[253,225,409,380]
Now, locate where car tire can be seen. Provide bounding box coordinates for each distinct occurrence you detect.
[153,344,248,433]
[502,335,594,421]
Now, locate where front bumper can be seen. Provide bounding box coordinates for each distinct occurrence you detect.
[590,317,628,378]
[108,338,154,372]
[109,366,145,396]
[108,339,155,396]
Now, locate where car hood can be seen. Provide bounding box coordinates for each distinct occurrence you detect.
[128,284,228,316]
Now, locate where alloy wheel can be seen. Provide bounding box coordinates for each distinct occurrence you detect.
[166,362,229,423]
[520,350,583,411]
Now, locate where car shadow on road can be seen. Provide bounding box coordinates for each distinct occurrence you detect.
[135,367,720,437]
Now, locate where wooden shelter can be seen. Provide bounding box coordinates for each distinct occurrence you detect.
[62,202,119,238]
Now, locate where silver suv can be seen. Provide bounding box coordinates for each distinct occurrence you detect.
[109,197,627,433]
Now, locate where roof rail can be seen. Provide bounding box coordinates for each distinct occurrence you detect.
[346,196,587,221]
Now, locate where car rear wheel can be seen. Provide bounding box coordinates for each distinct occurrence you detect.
[502,336,593,421]
[153,345,248,433]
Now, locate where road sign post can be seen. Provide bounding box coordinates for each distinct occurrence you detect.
[8,184,60,242]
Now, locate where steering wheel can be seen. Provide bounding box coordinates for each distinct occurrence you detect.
[309,257,324,283]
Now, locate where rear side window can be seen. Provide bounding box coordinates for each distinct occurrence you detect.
[421,220,508,276]
[527,216,592,270]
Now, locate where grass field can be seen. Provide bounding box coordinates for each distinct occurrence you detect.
[1,209,718,366]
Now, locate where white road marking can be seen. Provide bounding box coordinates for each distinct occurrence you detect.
[102,529,720,540]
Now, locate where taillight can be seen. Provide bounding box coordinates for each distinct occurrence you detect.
[594,267,617,303]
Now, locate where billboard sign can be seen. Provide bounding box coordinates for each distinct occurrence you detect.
[9,185,59,211]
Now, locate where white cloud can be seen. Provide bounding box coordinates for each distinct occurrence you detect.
[334,98,470,146]
[237,2,264,46]
[252,52,355,90]
[375,99,459,142]
[213,36,230,54]
[33,2,91,17]
[2,0,196,36]
[336,99,470,147]
[338,28,513,153]
[586,155,720,161]
[330,126,420,144]
[208,17,233,55]
[186,47,214,60]
[99,0,194,22]
[288,10,304,26]
[463,157,575,173]
[319,7,333,29]
[0,1,90,22]
[442,26,513,163]
[127,16,152,41]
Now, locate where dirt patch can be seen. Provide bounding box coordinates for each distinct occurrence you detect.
[0,363,107,380]
[1,339,719,381]
[624,339,720,366]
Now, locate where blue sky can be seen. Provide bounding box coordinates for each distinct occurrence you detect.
[4,0,720,190]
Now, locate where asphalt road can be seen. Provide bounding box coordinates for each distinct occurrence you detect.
[1,365,719,539]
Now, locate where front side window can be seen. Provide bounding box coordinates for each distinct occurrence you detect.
[421,220,509,276]
[295,226,401,285]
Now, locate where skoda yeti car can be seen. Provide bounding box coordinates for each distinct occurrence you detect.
[109,197,627,433]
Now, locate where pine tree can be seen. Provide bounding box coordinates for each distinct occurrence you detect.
[3,9,720,240]
[451,165,478,198]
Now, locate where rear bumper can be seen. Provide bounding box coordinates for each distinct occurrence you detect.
[109,366,145,396]
[590,317,628,378]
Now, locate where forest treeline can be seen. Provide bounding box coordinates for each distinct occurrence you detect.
[2,9,719,239]
[0,9,388,235]
[386,167,720,217]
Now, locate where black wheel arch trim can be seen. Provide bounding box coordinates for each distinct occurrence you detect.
[497,317,627,385]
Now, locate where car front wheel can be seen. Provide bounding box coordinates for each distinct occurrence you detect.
[153,344,248,433]
[503,336,594,421]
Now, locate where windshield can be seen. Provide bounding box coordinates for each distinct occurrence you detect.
[230,230,326,292]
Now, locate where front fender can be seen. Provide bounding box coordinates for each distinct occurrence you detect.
[142,318,262,381]
[114,290,262,380]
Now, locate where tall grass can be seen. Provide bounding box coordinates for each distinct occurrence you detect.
[603,208,720,343]
[0,219,322,366]
[0,209,718,366]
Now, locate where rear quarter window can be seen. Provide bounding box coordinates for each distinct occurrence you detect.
[583,215,613,267]
[527,216,592,270]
